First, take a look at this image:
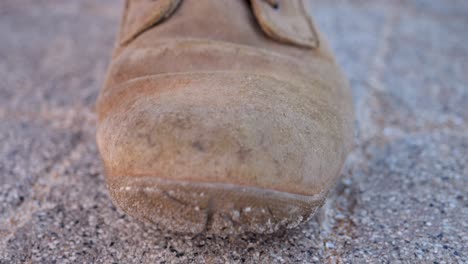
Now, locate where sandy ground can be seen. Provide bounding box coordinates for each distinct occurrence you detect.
[1,0,467,263]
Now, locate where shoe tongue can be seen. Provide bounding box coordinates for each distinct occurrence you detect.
[251,0,319,48]
[118,0,318,49]
[119,0,182,45]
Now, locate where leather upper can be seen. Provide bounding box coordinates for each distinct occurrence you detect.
[119,0,319,48]
[97,0,354,196]
[251,0,319,48]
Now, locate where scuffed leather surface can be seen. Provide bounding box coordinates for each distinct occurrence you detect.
[97,0,354,196]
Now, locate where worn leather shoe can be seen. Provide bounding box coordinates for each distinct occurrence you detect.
[96,0,354,234]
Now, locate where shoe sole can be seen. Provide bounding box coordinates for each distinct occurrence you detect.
[107,176,327,234]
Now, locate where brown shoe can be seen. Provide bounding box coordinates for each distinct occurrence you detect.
[96,0,354,234]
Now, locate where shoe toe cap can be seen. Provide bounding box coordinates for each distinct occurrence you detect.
[96,72,353,233]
